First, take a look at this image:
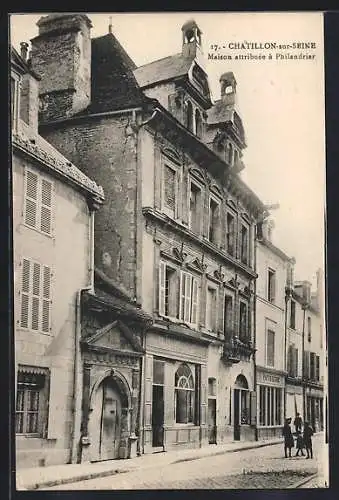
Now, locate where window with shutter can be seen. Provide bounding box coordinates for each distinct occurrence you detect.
[20,258,52,333]
[268,269,276,303]
[178,271,200,326]
[191,278,199,326]
[24,169,53,235]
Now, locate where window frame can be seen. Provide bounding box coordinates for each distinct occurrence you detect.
[179,270,200,328]
[159,261,179,320]
[267,268,276,303]
[224,293,234,338]
[226,211,236,256]
[208,194,221,245]
[205,282,218,333]
[240,222,250,265]
[188,177,203,235]
[174,363,195,425]
[161,159,181,220]
[19,257,52,334]
[23,168,54,237]
[239,300,249,342]
[266,329,275,367]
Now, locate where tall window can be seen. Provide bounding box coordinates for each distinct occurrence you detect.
[159,263,178,318]
[186,101,194,132]
[16,367,49,435]
[175,363,194,424]
[24,170,53,236]
[315,355,320,381]
[240,225,249,265]
[266,329,275,367]
[267,269,276,303]
[188,181,201,234]
[259,386,282,426]
[224,295,233,338]
[20,258,52,333]
[206,286,217,332]
[208,198,220,244]
[310,352,316,380]
[226,213,235,256]
[195,109,202,138]
[180,271,199,326]
[290,300,296,329]
[228,143,233,165]
[163,163,179,218]
[239,302,249,342]
[307,317,312,342]
[288,345,299,377]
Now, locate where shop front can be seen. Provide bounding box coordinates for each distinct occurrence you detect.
[143,326,210,453]
[285,383,303,424]
[257,368,285,439]
[306,385,324,432]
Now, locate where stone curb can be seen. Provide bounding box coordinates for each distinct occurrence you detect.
[20,439,284,490]
[288,472,320,489]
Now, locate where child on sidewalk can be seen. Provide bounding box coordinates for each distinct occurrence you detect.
[295,430,305,457]
[303,421,314,459]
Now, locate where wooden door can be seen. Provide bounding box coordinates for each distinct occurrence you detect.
[234,389,240,441]
[208,398,216,444]
[100,382,121,460]
[152,385,164,447]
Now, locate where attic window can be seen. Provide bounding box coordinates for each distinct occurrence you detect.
[225,85,233,94]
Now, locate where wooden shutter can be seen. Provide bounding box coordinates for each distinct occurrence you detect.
[191,277,199,326]
[200,364,207,425]
[185,274,192,323]
[25,170,38,228]
[31,262,41,331]
[20,259,31,328]
[42,266,51,333]
[159,262,166,316]
[144,354,153,427]
[250,391,257,426]
[40,179,53,235]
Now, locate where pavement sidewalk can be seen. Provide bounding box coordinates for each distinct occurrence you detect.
[16,436,285,490]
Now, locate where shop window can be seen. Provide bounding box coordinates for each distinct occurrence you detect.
[16,366,49,436]
[175,363,195,424]
[258,386,282,426]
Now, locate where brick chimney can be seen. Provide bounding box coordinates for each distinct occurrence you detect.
[30,13,92,121]
[181,19,203,59]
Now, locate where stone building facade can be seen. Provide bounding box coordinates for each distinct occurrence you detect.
[28,14,268,456]
[11,46,105,467]
[255,219,295,439]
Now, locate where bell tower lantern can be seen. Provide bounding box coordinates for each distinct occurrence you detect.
[181,19,203,59]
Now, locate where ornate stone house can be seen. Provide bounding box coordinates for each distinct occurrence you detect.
[28,14,268,458]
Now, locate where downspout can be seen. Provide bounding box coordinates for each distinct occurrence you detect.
[69,208,95,464]
[253,228,258,441]
[302,303,307,423]
[283,292,289,421]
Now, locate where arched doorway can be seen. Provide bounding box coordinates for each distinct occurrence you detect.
[233,374,249,441]
[88,373,130,461]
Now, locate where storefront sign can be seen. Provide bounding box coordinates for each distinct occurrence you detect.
[257,370,284,386]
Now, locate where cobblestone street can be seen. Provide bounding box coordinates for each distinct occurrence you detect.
[45,434,327,490]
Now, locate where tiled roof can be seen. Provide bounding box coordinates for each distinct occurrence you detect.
[12,120,104,199]
[207,99,234,124]
[133,53,193,88]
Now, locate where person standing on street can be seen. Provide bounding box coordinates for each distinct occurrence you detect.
[295,430,305,457]
[282,418,294,458]
[303,421,314,459]
[294,412,302,433]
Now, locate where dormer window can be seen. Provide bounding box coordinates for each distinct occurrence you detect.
[195,109,202,138]
[186,100,194,132]
[225,85,233,94]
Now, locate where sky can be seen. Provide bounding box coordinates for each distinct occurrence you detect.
[9,12,326,287]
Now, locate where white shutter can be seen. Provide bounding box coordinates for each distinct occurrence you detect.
[191,277,199,326]
[179,271,185,321]
[184,273,192,323]
[159,262,166,316]
[31,262,41,330]
[42,266,51,333]
[40,179,53,235]
[25,171,38,228]
[20,259,31,328]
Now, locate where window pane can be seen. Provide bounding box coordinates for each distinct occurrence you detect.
[176,389,188,423]
[164,165,176,211]
[153,360,164,385]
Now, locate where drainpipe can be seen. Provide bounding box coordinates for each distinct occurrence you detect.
[283,292,289,421]
[253,230,258,441]
[302,304,307,423]
[138,329,147,456]
[69,209,95,464]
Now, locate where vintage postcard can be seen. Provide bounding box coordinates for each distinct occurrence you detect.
[10,11,328,490]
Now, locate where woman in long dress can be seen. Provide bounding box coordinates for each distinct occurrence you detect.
[282,418,294,458]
